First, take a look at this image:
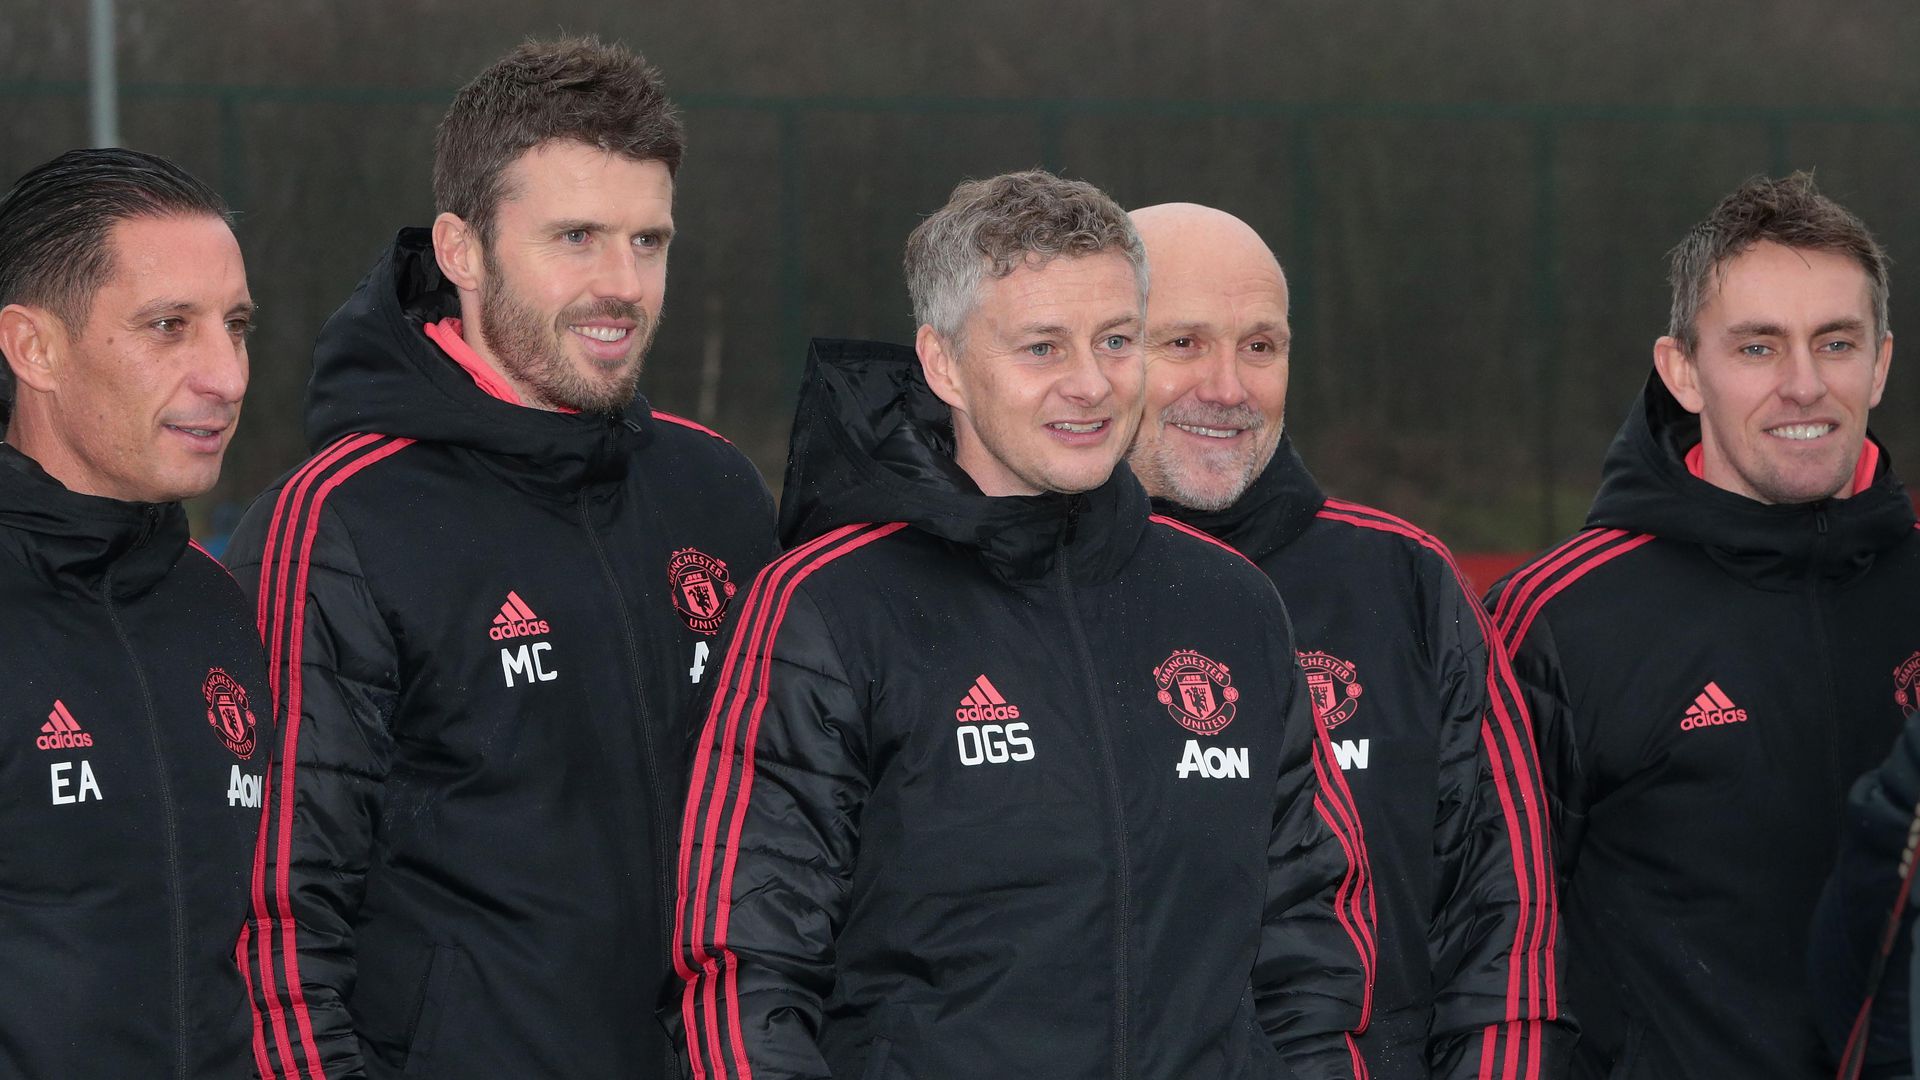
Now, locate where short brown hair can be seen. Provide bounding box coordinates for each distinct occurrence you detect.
[904,169,1147,340]
[432,36,684,244]
[1667,172,1890,352]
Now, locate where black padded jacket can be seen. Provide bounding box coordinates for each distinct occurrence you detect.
[224,228,777,1079]
[1161,439,1570,1080]
[673,339,1375,1080]
[1486,374,1920,1079]
[0,444,270,1078]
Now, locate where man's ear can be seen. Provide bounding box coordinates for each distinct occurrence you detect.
[0,303,65,395]
[1869,331,1893,409]
[432,212,485,294]
[1653,335,1704,414]
[917,323,967,413]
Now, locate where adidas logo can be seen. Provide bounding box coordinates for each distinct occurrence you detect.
[37,700,94,750]
[488,591,551,642]
[953,674,1022,723]
[1681,681,1749,731]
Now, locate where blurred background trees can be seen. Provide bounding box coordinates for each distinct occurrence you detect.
[6,0,1918,553]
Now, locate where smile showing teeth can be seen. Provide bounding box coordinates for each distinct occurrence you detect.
[571,325,630,342]
[1049,421,1104,434]
[169,425,218,438]
[1174,423,1240,440]
[1767,423,1834,441]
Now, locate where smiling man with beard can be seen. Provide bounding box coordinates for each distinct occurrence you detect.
[223,38,775,1079]
[1129,204,1569,1079]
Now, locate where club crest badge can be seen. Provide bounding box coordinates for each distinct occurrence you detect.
[1896,651,1920,719]
[202,668,258,759]
[1298,650,1364,729]
[1154,649,1239,736]
[669,548,736,636]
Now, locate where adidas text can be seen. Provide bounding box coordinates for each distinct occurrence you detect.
[36,729,93,751]
[1681,707,1748,730]
[1177,739,1249,780]
[489,618,551,642]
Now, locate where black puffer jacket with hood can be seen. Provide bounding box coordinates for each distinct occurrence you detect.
[1161,438,1570,1080]
[673,339,1374,1080]
[224,228,776,1079]
[1485,373,1920,1079]
[0,443,270,1079]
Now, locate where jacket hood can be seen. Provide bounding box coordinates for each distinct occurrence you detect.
[305,227,656,488]
[1150,434,1326,564]
[1586,371,1915,582]
[779,338,1149,584]
[0,443,187,597]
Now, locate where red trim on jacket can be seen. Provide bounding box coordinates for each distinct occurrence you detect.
[675,522,911,1080]
[244,434,415,1080]
[423,317,580,414]
[1320,497,1562,1079]
[1149,513,1257,565]
[654,410,735,444]
[1682,439,1879,497]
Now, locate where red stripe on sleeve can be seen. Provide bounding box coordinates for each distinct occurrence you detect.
[1319,501,1563,1036]
[676,522,908,1079]
[247,435,413,1080]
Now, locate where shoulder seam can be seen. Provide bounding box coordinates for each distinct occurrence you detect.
[654,409,734,445]
[1147,514,1254,565]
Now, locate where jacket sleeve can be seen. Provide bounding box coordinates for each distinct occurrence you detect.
[1426,566,1573,1079]
[1809,715,1920,1078]
[227,496,399,1080]
[1255,651,1376,1079]
[673,583,865,1080]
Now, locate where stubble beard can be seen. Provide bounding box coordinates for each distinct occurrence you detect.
[478,262,655,415]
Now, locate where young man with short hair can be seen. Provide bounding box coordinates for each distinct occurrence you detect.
[1488,173,1920,1078]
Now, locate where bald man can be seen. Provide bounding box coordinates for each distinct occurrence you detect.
[1129,204,1571,1079]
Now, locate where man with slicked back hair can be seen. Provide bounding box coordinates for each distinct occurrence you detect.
[0,146,266,1078]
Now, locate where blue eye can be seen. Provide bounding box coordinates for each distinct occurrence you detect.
[1028,343,1054,357]
[562,229,590,245]
[1103,335,1130,351]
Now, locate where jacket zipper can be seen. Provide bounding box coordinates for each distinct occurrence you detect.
[104,534,190,1080]
[576,492,675,959]
[1809,505,1842,791]
[1052,498,1133,1080]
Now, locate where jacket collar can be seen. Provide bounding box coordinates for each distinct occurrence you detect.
[1586,371,1916,585]
[779,338,1149,585]
[1149,434,1325,564]
[0,443,188,598]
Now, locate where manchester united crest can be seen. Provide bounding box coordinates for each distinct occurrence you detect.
[1298,650,1364,729]
[202,668,258,759]
[669,548,736,636]
[1896,651,1920,719]
[1153,649,1239,736]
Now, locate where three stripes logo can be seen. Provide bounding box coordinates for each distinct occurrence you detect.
[954,674,1021,723]
[37,700,94,750]
[488,591,551,642]
[1681,681,1749,731]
